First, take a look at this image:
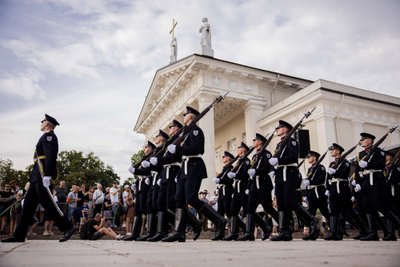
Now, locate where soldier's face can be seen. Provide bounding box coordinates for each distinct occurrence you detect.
[330,149,339,158]
[222,155,230,164]
[169,126,178,135]
[276,126,286,137]
[360,138,372,148]
[307,156,316,164]
[385,155,393,166]
[183,113,192,124]
[40,119,48,131]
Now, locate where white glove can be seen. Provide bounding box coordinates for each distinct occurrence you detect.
[131,184,137,191]
[351,196,356,203]
[227,172,236,179]
[354,184,361,192]
[327,168,336,175]
[268,171,275,178]
[156,179,161,186]
[358,160,368,168]
[248,168,256,177]
[150,157,158,165]
[301,179,310,188]
[128,166,135,174]
[351,179,357,186]
[42,176,51,188]
[167,144,176,154]
[245,189,249,195]
[303,196,308,203]
[141,160,150,168]
[213,177,220,184]
[325,190,330,197]
[269,157,278,166]
[145,178,150,185]
[174,177,178,183]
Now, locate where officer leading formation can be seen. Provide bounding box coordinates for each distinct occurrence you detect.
[2,106,399,243]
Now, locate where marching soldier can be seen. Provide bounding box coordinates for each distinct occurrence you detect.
[124,141,155,241]
[162,106,226,242]
[325,143,367,240]
[214,151,235,237]
[238,133,278,241]
[269,120,319,241]
[147,120,202,242]
[136,130,169,241]
[222,142,250,241]
[2,114,75,243]
[303,150,330,239]
[384,151,400,241]
[354,132,400,241]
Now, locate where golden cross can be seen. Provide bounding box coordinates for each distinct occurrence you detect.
[169,19,178,38]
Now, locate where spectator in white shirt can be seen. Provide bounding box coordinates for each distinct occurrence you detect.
[92,184,104,218]
[110,182,120,227]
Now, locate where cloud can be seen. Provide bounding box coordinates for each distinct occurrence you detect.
[0,69,46,100]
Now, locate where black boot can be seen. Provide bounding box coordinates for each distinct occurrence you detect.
[222,216,241,241]
[137,213,157,241]
[295,205,319,241]
[346,212,368,240]
[237,214,255,241]
[360,213,379,241]
[383,219,397,241]
[384,210,400,228]
[123,215,142,241]
[271,211,292,241]
[324,216,341,240]
[1,236,25,243]
[147,211,168,242]
[161,208,186,242]
[187,209,202,240]
[254,213,271,240]
[199,203,226,240]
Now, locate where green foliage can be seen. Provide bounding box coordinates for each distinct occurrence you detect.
[125,149,145,185]
[0,159,30,187]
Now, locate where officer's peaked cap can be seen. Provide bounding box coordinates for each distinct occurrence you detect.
[223,151,234,159]
[44,114,60,126]
[253,133,267,143]
[183,106,200,116]
[276,120,293,130]
[360,132,375,140]
[170,119,183,128]
[330,143,344,153]
[307,150,320,159]
[238,142,249,151]
[157,129,169,139]
[145,141,156,149]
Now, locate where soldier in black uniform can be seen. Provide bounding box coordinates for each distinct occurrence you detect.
[384,152,400,241]
[303,150,330,238]
[136,130,169,241]
[222,142,250,241]
[238,133,278,241]
[123,141,155,241]
[214,150,235,238]
[2,114,75,243]
[148,121,202,242]
[354,132,400,241]
[162,106,226,242]
[325,143,367,240]
[270,120,319,241]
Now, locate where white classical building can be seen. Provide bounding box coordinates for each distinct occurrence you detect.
[134,53,400,192]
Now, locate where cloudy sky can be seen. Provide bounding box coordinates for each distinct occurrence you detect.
[1,0,399,182]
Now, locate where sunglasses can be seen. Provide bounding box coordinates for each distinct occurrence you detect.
[41,119,47,123]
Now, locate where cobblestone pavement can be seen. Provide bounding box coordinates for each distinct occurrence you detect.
[1,239,399,267]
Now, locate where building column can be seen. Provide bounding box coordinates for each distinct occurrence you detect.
[314,114,336,165]
[198,93,217,193]
[244,100,265,145]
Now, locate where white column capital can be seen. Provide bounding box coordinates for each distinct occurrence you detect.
[243,99,265,111]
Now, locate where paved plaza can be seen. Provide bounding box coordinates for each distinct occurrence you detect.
[1,239,399,267]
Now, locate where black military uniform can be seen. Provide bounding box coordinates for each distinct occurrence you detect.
[305,151,330,220]
[2,114,74,243]
[270,120,319,241]
[162,106,226,242]
[325,143,367,240]
[238,134,278,241]
[123,141,154,241]
[222,142,250,241]
[216,151,234,221]
[384,152,400,241]
[355,132,400,241]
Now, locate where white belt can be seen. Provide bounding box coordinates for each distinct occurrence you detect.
[138,179,142,191]
[330,178,347,194]
[163,162,180,179]
[219,184,226,196]
[392,185,395,196]
[276,163,297,182]
[308,184,324,199]
[182,155,202,175]
[234,180,241,193]
[151,171,158,186]
[362,169,383,186]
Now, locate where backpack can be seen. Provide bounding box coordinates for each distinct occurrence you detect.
[79,221,90,240]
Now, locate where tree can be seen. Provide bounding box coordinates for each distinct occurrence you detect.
[125,149,144,185]
[56,150,119,188]
[0,159,29,187]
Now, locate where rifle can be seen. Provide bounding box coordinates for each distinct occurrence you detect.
[306,147,330,180]
[387,150,400,181]
[360,126,398,162]
[273,107,316,158]
[250,133,275,169]
[168,92,229,148]
[297,159,305,169]
[331,142,360,169]
[216,155,240,177]
[230,146,256,173]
